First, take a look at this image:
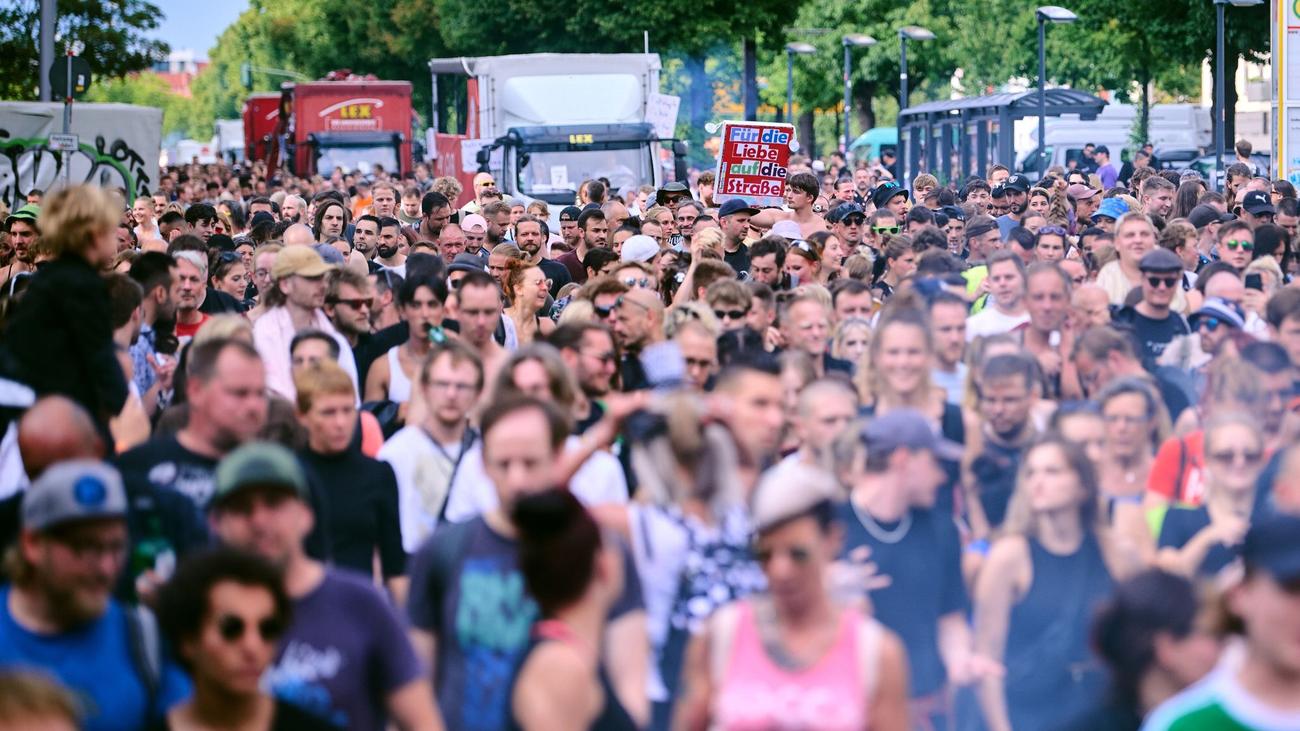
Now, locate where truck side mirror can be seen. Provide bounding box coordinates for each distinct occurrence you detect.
[672,141,688,158]
[476,148,490,166]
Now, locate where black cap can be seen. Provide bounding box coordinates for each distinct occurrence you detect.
[1003,174,1030,193]
[250,211,275,228]
[718,199,759,218]
[559,206,582,222]
[990,184,1007,200]
[827,203,866,224]
[1243,514,1300,584]
[1138,247,1183,272]
[1241,190,1277,216]
[870,182,909,210]
[1187,204,1223,230]
[208,234,236,253]
[940,205,966,222]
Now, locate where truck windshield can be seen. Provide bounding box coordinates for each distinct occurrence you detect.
[317,146,399,177]
[517,146,651,201]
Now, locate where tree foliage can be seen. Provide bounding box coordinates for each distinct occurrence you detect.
[0,0,168,100]
[83,73,204,137]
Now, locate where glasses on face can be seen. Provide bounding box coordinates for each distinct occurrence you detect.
[580,349,617,365]
[1224,239,1254,251]
[330,297,372,310]
[55,535,128,561]
[593,303,616,318]
[1208,448,1262,466]
[1198,317,1228,332]
[1104,413,1148,426]
[428,379,478,394]
[216,614,285,644]
[713,308,750,321]
[1145,275,1179,289]
[873,225,901,235]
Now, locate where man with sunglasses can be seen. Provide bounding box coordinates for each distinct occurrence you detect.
[209,442,439,731]
[828,202,867,255]
[1,460,191,731]
[866,209,901,256]
[1112,248,1190,366]
[549,322,619,432]
[1214,220,1255,270]
[612,287,664,391]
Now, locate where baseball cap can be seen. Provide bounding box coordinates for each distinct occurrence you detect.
[751,461,840,533]
[1138,247,1183,272]
[4,204,39,231]
[1002,174,1031,193]
[939,205,966,223]
[313,243,346,265]
[871,182,909,210]
[1067,183,1098,201]
[211,442,311,508]
[1092,198,1130,222]
[1187,204,1224,230]
[558,206,582,222]
[461,213,488,232]
[1189,297,1245,331]
[620,235,660,263]
[22,460,127,532]
[1242,513,1300,585]
[1241,190,1277,216]
[448,252,486,275]
[827,203,866,224]
[771,220,802,240]
[1095,144,1111,155]
[208,234,237,253]
[811,160,826,173]
[718,199,759,218]
[272,245,334,279]
[860,408,964,461]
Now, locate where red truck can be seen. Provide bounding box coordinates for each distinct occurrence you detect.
[241,92,281,163]
[263,77,415,178]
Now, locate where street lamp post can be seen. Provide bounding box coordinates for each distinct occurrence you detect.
[1036,6,1077,178]
[842,34,876,156]
[785,42,816,123]
[1214,0,1264,191]
[897,26,935,185]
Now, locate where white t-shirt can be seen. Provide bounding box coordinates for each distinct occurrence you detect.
[965,306,1029,341]
[377,425,489,553]
[441,435,628,523]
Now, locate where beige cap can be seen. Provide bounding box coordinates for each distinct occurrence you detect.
[272,245,333,280]
[750,460,841,533]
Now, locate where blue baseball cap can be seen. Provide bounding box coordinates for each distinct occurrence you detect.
[1092,197,1130,222]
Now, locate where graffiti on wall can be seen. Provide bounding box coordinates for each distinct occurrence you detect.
[0,132,154,208]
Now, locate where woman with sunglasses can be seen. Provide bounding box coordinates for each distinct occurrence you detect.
[783,239,822,288]
[974,436,1138,731]
[154,548,339,730]
[1156,413,1265,578]
[674,462,910,731]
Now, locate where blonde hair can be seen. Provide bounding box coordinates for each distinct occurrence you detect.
[0,670,81,726]
[831,318,872,363]
[39,185,118,260]
[694,227,724,254]
[194,314,253,345]
[293,360,355,413]
[494,343,580,426]
[855,297,934,409]
[665,302,721,339]
[557,299,595,325]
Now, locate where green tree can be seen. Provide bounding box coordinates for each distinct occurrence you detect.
[83,72,202,137]
[0,0,168,100]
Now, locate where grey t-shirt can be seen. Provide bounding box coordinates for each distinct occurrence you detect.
[407,516,643,731]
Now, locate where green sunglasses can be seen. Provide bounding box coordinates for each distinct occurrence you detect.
[1224,239,1254,251]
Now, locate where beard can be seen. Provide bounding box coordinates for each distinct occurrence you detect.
[377,245,399,259]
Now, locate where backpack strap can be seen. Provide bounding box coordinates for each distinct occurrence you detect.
[124,604,162,715]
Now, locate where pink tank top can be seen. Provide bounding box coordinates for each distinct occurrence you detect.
[714,601,871,731]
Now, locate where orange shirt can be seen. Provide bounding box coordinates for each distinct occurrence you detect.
[1147,430,1205,506]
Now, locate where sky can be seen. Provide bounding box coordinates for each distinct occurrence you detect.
[147,0,249,59]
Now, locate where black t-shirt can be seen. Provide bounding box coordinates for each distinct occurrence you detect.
[298,447,406,579]
[1113,307,1189,366]
[117,436,221,507]
[537,258,572,299]
[970,437,1026,529]
[837,503,967,696]
[723,246,750,278]
[1157,506,1237,577]
[150,699,343,731]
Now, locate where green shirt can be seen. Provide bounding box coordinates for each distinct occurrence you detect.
[1142,663,1300,731]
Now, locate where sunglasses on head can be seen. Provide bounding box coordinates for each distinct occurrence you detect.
[621,277,652,288]
[1038,226,1069,236]
[1146,275,1179,289]
[1224,239,1254,251]
[217,613,284,644]
[614,294,652,311]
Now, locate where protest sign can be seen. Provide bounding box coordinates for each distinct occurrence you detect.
[714,121,795,207]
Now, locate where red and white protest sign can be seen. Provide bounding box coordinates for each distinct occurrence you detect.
[714,121,796,207]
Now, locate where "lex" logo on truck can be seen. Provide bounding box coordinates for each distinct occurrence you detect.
[319,98,385,131]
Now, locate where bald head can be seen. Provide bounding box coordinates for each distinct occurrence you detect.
[283,224,315,247]
[140,238,168,254]
[1071,283,1111,328]
[18,397,104,479]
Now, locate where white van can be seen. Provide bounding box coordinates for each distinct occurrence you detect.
[1015,102,1211,177]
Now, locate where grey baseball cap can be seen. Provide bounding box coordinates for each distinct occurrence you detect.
[861,409,964,461]
[211,442,310,509]
[22,460,128,531]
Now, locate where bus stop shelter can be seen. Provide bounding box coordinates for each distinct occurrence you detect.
[897,88,1106,185]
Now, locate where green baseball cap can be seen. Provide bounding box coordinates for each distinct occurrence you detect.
[211,442,310,509]
[5,204,39,231]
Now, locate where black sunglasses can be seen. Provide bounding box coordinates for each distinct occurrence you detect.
[713,308,749,321]
[1146,275,1179,289]
[594,303,616,318]
[217,614,284,644]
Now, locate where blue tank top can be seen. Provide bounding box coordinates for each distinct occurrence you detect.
[1003,533,1113,731]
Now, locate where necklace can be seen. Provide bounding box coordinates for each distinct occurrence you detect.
[851,499,912,544]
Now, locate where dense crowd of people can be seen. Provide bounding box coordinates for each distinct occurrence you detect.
[0,137,1299,731]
